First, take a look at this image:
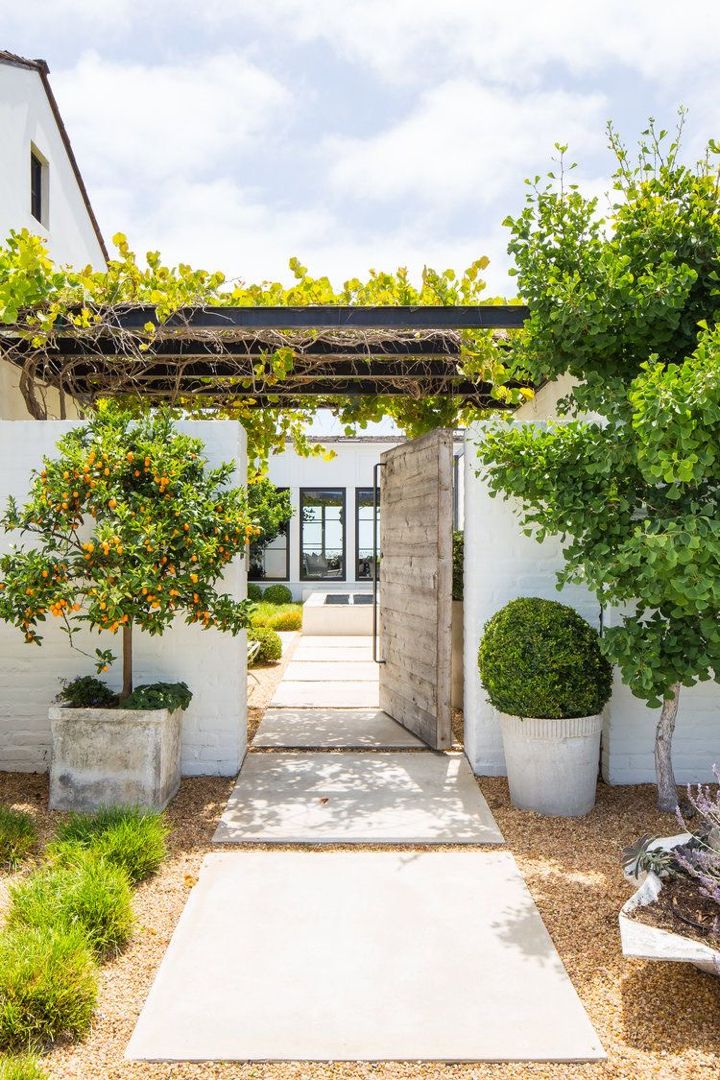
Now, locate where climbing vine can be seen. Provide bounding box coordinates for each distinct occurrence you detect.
[0,232,528,468]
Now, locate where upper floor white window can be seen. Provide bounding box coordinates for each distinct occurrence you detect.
[30,146,49,227]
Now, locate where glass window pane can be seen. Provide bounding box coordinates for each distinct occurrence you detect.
[300,489,345,580]
[356,488,379,581]
[248,488,289,581]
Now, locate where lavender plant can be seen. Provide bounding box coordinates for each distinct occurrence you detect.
[674,767,720,910]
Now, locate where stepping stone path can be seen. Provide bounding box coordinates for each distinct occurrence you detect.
[128,633,605,1064]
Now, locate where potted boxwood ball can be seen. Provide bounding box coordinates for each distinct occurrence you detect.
[478,597,612,817]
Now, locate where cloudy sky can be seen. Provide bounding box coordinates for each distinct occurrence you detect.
[4,1,720,294]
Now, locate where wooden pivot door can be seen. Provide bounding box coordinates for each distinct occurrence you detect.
[378,429,453,750]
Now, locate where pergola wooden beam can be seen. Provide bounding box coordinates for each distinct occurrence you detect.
[91,304,528,332]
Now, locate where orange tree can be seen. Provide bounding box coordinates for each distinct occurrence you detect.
[0,405,257,699]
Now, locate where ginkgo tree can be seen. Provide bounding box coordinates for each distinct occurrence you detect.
[478,120,720,811]
[0,405,258,699]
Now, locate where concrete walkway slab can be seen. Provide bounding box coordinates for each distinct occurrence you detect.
[283,660,379,682]
[126,850,604,1062]
[271,680,379,708]
[292,645,373,662]
[254,708,424,748]
[294,635,373,648]
[214,752,503,844]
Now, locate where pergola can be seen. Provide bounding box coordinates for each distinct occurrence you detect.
[2,304,530,413]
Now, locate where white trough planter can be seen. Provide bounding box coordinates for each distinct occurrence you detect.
[499,711,602,817]
[49,705,183,812]
[620,833,720,977]
[302,591,374,636]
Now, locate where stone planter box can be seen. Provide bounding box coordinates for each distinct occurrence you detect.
[49,705,183,812]
[451,600,463,710]
[499,711,603,817]
[620,833,720,977]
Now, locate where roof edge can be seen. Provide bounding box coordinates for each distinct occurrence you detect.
[0,51,109,264]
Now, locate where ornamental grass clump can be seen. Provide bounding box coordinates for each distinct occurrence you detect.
[478,597,612,719]
[0,924,97,1051]
[0,405,257,701]
[50,806,168,885]
[0,1054,47,1079]
[0,807,37,869]
[8,851,134,959]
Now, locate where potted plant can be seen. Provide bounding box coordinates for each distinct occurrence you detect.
[477,596,612,816]
[620,771,720,976]
[0,406,256,811]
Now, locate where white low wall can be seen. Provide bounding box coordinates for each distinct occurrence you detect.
[0,420,247,777]
[464,414,720,786]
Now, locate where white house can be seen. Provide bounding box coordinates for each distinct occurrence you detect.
[258,434,465,600]
[0,50,107,419]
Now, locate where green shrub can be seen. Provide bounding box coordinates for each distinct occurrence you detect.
[50,806,168,885]
[8,851,133,959]
[0,808,37,869]
[452,531,464,602]
[262,584,293,605]
[0,924,97,1051]
[123,681,192,712]
[247,582,264,601]
[248,627,282,664]
[56,676,119,709]
[478,597,612,719]
[0,1054,47,1079]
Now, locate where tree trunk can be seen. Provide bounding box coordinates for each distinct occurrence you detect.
[121,622,133,702]
[655,682,681,812]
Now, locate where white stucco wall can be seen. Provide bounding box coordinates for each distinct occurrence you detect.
[464,381,720,785]
[0,420,247,777]
[0,63,105,269]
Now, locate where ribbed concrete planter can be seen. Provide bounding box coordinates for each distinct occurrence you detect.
[49,705,183,812]
[620,834,720,977]
[499,712,602,817]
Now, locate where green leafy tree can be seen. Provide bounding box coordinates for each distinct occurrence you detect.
[477,119,720,811]
[0,406,256,699]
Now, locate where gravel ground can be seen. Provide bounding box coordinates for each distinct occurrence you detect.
[1,651,719,1078]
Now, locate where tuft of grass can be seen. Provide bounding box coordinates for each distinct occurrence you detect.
[250,601,302,630]
[0,1054,47,1079]
[49,806,168,885]
[8,850,134,960]
[268,608,302,631]
[0,808,37,870]
[0,924,97,1052]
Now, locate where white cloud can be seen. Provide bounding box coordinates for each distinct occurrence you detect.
[327,80,607,207]
[52,51,289,183]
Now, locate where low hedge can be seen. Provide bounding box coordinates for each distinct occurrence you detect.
[0,808,37,869]
[478,596,612,719]
[0,925,97,1051]
[248,627,282,664]
[247,582,264,602]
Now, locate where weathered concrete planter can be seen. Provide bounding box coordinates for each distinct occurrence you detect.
[620,834,720,977]
[451,600,463,710]
[49,705,182,812]
[499,712,602,817]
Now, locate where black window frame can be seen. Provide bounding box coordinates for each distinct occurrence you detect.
[299,487,346,582]
[355,486,380,582]
[248,487,291,582]
[30,148,46,225]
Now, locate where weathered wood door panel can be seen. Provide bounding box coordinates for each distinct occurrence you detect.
[378,429,453,749]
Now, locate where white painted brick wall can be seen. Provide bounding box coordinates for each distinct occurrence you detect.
[0,420,247,776]
[464,386,720,786]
